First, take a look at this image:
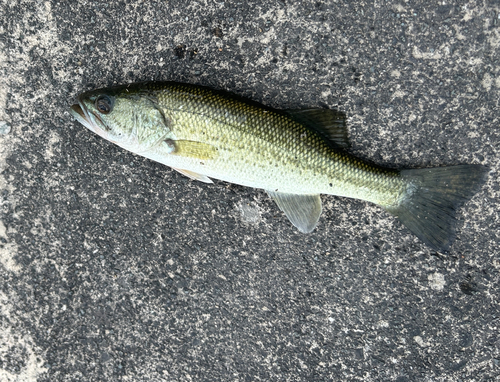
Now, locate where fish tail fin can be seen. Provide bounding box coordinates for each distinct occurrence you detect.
[386,165,488,251]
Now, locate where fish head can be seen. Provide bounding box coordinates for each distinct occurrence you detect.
[70,87,138,147]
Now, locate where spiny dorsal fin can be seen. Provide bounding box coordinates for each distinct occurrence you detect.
[286,109,350,149]
[266,191,322,233]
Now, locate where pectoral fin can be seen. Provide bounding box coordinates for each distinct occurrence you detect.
[266,191,322,233]
[170,140,218,160]
[172,168,213,183]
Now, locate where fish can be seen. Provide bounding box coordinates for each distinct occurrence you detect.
[70,81,488,251]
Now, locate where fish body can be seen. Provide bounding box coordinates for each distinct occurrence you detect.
[71,82,487,250]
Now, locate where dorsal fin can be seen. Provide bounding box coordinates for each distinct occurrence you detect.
[286,109,350,149]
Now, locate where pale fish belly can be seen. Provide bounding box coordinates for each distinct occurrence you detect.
[142,131,406,208]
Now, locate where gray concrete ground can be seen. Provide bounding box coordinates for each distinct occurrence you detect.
[0,1,499,381]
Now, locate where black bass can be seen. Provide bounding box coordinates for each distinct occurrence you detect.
[70,82,488,251]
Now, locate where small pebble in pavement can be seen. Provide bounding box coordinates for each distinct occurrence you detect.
[0,121,10,135]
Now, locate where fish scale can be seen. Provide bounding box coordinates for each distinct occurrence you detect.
[70,81,488,250]
[153,82,404,203]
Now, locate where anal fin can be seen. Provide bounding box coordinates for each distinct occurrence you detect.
[267,191,322,233]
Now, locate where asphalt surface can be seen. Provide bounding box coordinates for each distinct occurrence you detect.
[0,1,499,381]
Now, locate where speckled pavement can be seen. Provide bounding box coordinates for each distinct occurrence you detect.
[0,1,499,381]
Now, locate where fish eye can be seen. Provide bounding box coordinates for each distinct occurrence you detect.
[95,95,113,114]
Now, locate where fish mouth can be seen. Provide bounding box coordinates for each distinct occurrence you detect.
[70,95,97,132]
[70,95,108,137]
